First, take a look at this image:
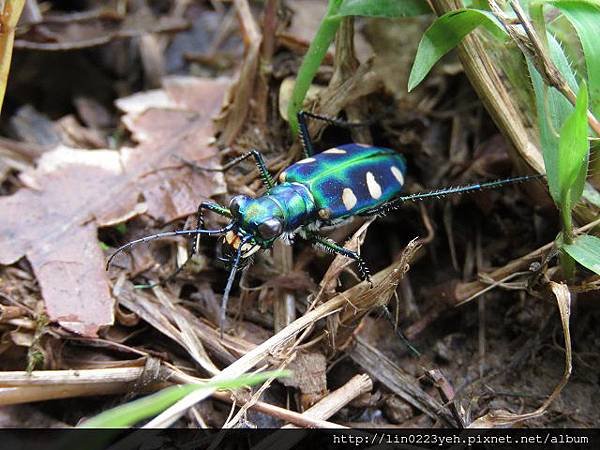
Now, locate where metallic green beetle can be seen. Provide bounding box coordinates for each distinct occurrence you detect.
[107,111,539,333]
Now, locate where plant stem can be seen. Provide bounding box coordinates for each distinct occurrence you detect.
[287,0,343,135]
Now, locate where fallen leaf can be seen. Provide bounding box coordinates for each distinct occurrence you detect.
[0,77,228,336]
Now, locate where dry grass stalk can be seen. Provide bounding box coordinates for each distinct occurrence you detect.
[283,374,372,428]
[143,246,420,427]
[469,282,572,427]
[251,374,371,449]
[0,0,25,115]
[212,391,346,429]
[333,238,421,350]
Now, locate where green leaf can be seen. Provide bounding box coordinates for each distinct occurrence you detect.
[527,33,580,205]
[557,82,589,211]
[80,370,291,428]
[333,0,431,18]
[563,234,600,274]
[408,9,507,91]
[547,1,600,118]
[287,0,343,134]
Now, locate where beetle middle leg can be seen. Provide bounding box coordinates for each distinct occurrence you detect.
[297,110,372,158]
[306,232,373,286]
[178,149,275,189]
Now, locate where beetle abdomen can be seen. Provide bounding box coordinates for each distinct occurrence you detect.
[280,143,407,219]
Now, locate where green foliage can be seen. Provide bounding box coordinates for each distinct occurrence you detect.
[407,9,507,92]
[80,370,290,428]
[331,0,431,19]
[557,82,589,218]
[287,0,430,134]
[563,234,600,275]
[546,1,600,117]
[527,34,580,207]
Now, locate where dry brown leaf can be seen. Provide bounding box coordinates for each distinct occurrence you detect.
[0,77,228,336]
[15,9,188,51]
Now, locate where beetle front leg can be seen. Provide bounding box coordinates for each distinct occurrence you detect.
[139,201,231,288]
[306,232,373,286]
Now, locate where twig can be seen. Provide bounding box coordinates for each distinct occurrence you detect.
[142,256,414,428]
[212,391,347,429]
[251,375,370,449]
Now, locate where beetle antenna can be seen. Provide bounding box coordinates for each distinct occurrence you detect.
[106,224,233,270]
[219,235,250,338]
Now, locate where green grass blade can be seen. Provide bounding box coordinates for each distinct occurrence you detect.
[287,0,343,135]
[527,33,580,204]
[408,9,507,92]
[548,1,600,118]
[332,0,431,19]
[557,82,589,211]
[80,370,291,428]
[563,234,600,274]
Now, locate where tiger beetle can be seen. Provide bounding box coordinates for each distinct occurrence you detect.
[106,110,541,335]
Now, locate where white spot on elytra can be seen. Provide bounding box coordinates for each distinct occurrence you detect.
[323,148,347,154]
[297,157,316,164]
[390,166,404,185]
[342,188,357,211]
[366,171,382,199]
[279,171,287,182]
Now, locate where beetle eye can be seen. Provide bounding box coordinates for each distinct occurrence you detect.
[229,196,244,217]
[257,218,282,240]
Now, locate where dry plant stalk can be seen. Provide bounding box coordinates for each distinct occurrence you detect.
[333,238,421,350]
[251,375,371,449]
[469,282,571,427]
[212,391,346,429]
[0,0,25,115]
[214,0,262,145]
[283,374,372,428]
[143,243,419,427]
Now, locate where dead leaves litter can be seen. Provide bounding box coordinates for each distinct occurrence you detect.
[0,77,228,336]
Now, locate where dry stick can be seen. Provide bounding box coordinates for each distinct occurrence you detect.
[251,375,372,450]
[212,391,346,429]
[452,216,600,305]
[0,365,345,428]
[215,0,262,145]
[144,255,414,428]
[284,374,372,428]
[0,0,25,114]
[428,0,544,174]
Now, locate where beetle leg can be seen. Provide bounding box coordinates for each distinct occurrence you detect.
[134,201,231,289]
[178,149,275,189]
[306,232,373,286]
[297,110,373,158]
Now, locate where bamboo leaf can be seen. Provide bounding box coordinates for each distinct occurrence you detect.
[408,9,508,91]
[563,234,600,274]
[333,0,431,18]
